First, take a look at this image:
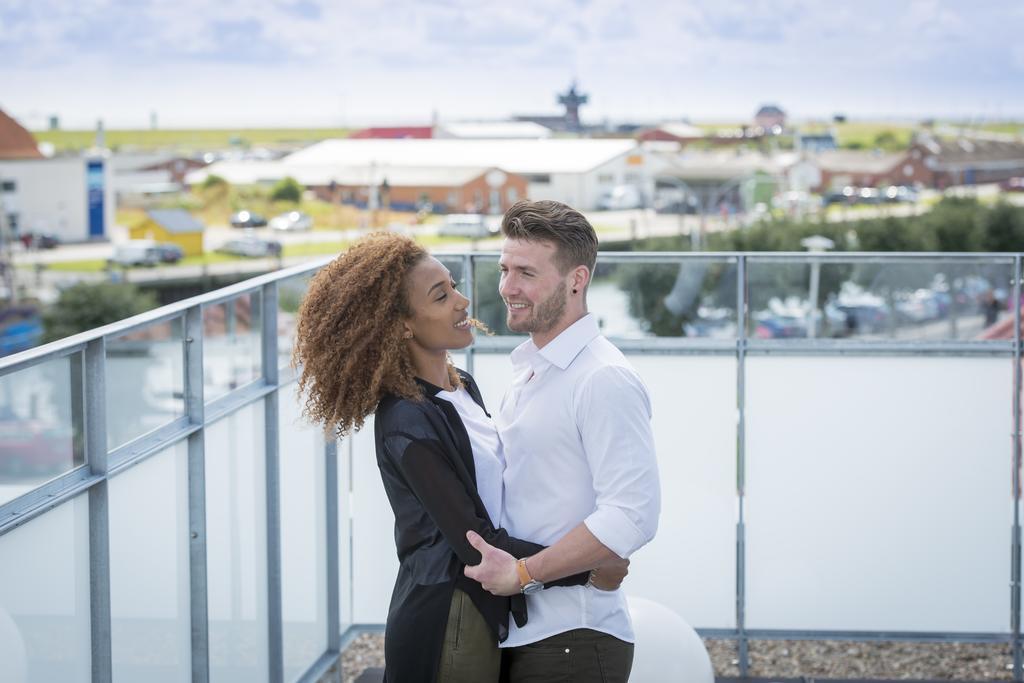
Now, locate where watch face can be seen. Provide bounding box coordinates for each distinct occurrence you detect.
[523,581,544,595]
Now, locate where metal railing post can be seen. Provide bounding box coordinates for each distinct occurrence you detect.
[85,338,112,683]
[325,438,342,672]
[185,305,210,683]
[1013,254,1022,681]
[464,252,475,376]
[263,284,284,682]
[736,255,749,676]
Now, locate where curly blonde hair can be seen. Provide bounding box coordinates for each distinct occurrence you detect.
[293,232,461,436]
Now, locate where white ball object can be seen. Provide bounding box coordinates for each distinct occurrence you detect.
[0,606,27,683]
[627,597,714,683]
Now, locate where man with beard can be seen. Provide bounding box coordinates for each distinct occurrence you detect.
[464,199,661,682]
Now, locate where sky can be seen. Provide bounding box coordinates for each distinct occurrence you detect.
[1,0,1023,130]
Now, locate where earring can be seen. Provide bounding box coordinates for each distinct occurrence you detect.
[403,331,413,339]
[572,288,578,294]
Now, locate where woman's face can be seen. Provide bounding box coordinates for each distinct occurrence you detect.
[403,256,474,352]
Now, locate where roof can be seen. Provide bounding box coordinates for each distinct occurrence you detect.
[186,162,506,188]
[756,105,785,117]
[651,150,784,180]
[349,127,433,139]
[808,150,904,174]
[918,137,1024,166]
[653,122,705,139]
[0,110,43,160]
[283,138,639,174]
[145,209,205,234]
[436,121,552,139]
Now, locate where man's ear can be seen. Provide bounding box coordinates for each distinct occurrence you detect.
[571,265,591,294]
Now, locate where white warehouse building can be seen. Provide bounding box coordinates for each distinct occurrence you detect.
[0,110,114,243]
[190,138,649,211]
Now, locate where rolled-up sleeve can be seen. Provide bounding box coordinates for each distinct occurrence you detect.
[577,365,661,558]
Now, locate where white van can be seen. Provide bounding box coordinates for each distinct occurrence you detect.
[438,214,496,238]
[110,241,159,267]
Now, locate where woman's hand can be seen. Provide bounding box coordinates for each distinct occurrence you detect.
[588,557,630,591]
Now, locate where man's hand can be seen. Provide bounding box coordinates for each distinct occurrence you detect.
[463,530,522,596]
[588,557,629,591]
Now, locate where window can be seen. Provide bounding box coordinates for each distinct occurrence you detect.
[1,180,15,193]
[507,187,518,203]
[598,174,614,184]
[524,174,551,184]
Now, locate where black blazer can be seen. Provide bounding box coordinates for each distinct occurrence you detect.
[373,369,585,683]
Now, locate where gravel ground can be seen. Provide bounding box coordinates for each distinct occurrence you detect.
[340,634,1015,682]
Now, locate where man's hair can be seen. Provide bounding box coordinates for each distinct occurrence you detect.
[500,199,598,274]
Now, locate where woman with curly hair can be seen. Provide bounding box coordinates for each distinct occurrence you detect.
[293,232,594,682]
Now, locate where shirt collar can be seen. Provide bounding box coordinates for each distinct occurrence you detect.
[537,314,600,370]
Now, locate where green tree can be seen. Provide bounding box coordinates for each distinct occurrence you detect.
[270,176,303,203]
[981,201,1024,252]
[920,197,984,252]
[201,174,228,191]
[42,282,158,343]
[873,131,900,150]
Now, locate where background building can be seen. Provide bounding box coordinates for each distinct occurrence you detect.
[128,209,205,256]
[0,109,113,242]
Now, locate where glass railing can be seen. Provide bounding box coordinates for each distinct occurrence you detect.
[0,252,1019,682]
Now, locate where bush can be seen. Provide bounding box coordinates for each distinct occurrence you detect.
[42,282,158,343]
[201,174,228,191]
[270,176,303,203]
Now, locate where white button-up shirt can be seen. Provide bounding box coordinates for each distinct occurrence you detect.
[436,386,505,527]
[496,313,661,647]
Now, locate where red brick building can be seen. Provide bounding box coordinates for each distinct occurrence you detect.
[897,137,1024,189]
[349,127,433,139]
[311,166,527,214]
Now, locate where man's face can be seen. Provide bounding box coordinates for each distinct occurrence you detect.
[498,238,569,337]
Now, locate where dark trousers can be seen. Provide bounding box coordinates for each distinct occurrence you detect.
[501,629,634,683]
[437,588,502,682]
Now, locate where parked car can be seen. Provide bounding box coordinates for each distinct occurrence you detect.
[438,214,496,238]
[597,184,645,210]
[109,241,159,267]
[217,237,282,258]
[1000,177,1024,193]
[269,211,313,231]
[19,232,60,249]
[151,243,184,264]
[882,185,918,203]
[230,211,268,228]
[654,190,698,214]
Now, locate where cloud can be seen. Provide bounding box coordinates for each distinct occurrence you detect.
[1,0,1022,125]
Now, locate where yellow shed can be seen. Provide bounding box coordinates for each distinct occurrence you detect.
[129,209,205,257]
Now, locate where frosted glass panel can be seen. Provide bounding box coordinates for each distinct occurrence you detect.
[206,402,268,683]
[472,352,738,630]
[350,415,396,624]
[204,293,262,402]
[279,390,327,682]
[0,355,81,506]
[106,318,185,449]
[109,442,190,682]
[625,355,737,629]
[338,434,353,628]
[0,495,91,683]
[745,356,1011,632]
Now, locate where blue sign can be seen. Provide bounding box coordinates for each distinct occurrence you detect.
[87,159,105,238]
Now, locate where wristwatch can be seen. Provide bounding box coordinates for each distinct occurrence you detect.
[516,558,543,595]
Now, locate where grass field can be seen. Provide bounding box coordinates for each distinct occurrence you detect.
[32,127,353,152]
